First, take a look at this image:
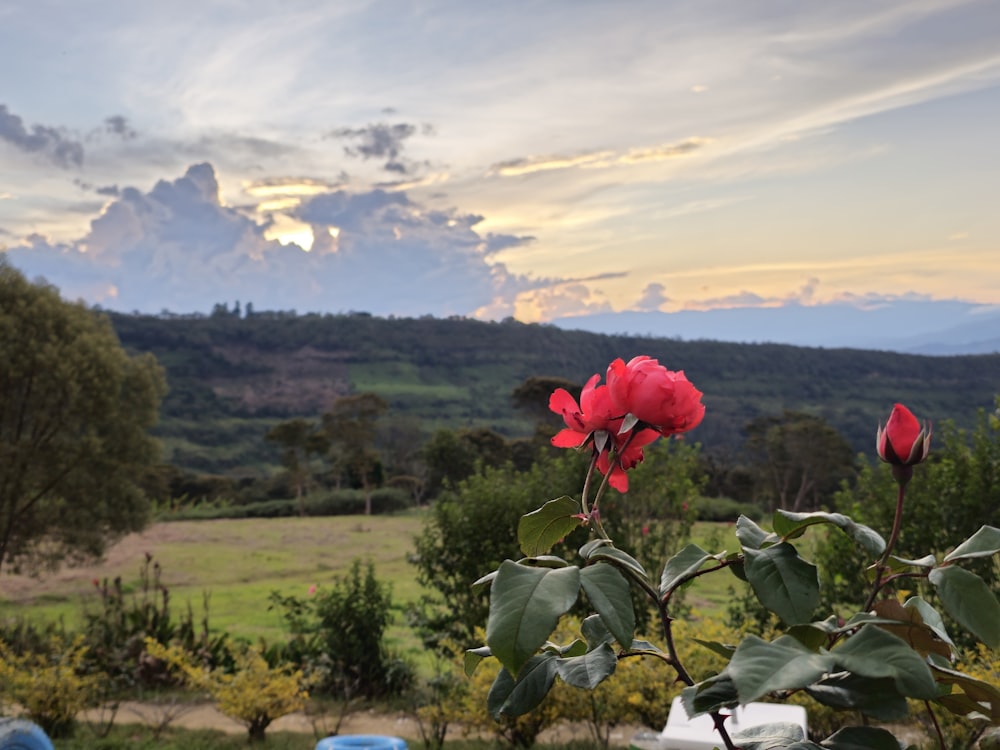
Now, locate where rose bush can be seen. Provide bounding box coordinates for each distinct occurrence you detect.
[470,361,1000,750]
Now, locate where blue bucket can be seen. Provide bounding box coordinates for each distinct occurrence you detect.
[315,735,407,750]
[0,719,55,750]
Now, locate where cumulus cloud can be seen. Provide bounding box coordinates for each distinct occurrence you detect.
[328,121,432,174]
[0,104,84,168]
[635,282,670,311]
[3,162,544,318]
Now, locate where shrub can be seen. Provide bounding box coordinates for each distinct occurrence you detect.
[268,559,413,699]
[690,495,762,522]
[0,633,102,737]
[145,638,308,743]
[82,554,230,690]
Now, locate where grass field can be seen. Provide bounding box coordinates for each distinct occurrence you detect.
[0,513,748,659]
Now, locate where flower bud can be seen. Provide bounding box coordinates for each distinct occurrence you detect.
[877,403,931,467]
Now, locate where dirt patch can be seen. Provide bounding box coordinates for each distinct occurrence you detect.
[86,703,645,746]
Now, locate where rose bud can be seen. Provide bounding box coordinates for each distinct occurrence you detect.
[877,403,931,467]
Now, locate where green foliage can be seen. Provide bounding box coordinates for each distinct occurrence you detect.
[82,554,231,691]
[0,259,166,573]
[818,407,1000,630]
[165,487,413,519]
[0,633,102,737]
[268,559,413,699]
[742,411,857,512]
[475,398,1000,750]
[691,495,762,522]
[106,309,1000,479]
[412,451,591,650]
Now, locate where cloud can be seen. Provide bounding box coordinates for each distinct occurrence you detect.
[635,282,670,311]
[328,121,431,174]
[3,162,545,318]
[488,137,711,177]
[515,281,614,321]
[0,104,84,168]
[104,115,137,140]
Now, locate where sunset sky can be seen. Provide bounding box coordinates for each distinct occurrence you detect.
[2,0,999,323]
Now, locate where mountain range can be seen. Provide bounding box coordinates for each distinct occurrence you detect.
[551,300,1000,355]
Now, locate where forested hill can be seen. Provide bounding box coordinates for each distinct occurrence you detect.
[108,309,1000,474]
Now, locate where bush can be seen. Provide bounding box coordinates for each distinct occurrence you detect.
[165,488,412,520]
[268,559,413,699]
[145,638,308,743]
[82,554,231,691]
[690,495,762,522]
[0,634,102,737]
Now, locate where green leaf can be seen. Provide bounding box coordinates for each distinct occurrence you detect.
[471,570,497,593]
[579,538,612,559]
[885,554,937,571]
[464,646,491,676]
[806,674,909,721]
[834,625,937,700]
[660,543,715,595]
[692,638,737,659]
[486,653,558,718]
[580,563,635,649]
[930,662,1000,722]
[743,542,820,625]
[727,635,831,703]
[587,545,648,580]
[785,623,832,651]
[929,565,1000,648]
[820,726,903,750]
[556,642,618,689]
[681,673,739,715]
[555,638,588,657]
[736,515,777,550]
[486,560,581,675]
[629,638,665,654]
[581,613,613,648]
[519,555,571,568]
[729,722,815,750]
[772,510,886,558]
[944,525,1000,562]
[518,496,582,557]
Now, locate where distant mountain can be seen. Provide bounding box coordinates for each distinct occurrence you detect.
[551,301,1000,355]
[109,310,1000,476]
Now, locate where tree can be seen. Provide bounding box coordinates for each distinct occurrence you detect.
[0,260,166,573]
[266,417,328,513]
[743,410,856,512]
[321,392,387,515]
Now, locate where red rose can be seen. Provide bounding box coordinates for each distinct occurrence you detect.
[550,374,617,448]
[606,356,705,436]
[549,372,659,492]
[877,403,931,466]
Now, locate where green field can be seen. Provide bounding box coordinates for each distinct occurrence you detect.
[0,515,747,657]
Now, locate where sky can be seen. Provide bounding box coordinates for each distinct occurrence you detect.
[2,0,1000,325]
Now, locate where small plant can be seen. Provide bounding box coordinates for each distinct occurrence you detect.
[0,633,102,737]
[145,638,309,743]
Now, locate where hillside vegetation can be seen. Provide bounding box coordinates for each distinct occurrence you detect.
[108,309,1000,476]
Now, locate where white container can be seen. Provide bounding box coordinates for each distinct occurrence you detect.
[649,696,808,750]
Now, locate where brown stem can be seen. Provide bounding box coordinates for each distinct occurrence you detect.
[656,589,738,750]
[924,700,946,750]
[863,482,907,612]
